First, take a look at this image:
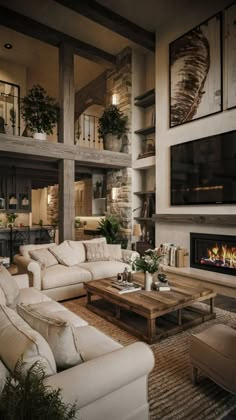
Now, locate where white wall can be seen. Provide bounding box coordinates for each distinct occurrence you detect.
[155,0,236,249]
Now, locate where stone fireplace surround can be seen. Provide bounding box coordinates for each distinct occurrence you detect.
[154,214,236,298]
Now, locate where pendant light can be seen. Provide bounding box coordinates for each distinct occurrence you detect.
[9,166,17,209]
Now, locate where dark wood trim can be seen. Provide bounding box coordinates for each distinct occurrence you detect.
[55,0,155,51]
[0,6,116,66]
[134,125,155,136]
[153,214,236,226]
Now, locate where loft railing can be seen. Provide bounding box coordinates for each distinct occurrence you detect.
[75,113,104,150]
[0,89,20,136]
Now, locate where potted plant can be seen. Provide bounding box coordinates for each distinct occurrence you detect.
[6,213,18,228]
[0,360,78,420]
[21,85,59,140]
[98,215,121,244]
[98,105,128,152]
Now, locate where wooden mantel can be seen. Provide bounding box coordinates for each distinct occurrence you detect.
[152,214,236,226]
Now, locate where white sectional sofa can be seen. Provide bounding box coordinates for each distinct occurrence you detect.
[14,238,138,301]
[0,266,154,420]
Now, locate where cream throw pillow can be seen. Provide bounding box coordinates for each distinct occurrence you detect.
[0,265,19,308]
[18,303,84,370]
[49,241,80,266]
[29,248,58,269]
[106,244,122,261]
[0,305,56,377]
[84,241,110,262]
[67,241,86,264]
[20,243,56,259]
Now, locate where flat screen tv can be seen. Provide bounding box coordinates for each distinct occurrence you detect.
[170,130,236,205]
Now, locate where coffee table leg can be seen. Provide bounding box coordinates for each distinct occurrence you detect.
[147,318,156,343]
[177,309,182,325]
[87,291,92,304]
[210,297,215,314]
[116,305,120,319]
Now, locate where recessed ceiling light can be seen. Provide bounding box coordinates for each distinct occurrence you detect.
[4,43,12,49]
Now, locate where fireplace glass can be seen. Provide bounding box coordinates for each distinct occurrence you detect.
[190,232,236,276]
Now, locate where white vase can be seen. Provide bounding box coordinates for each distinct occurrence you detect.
[144,272,153,291]
[33,132,47,141]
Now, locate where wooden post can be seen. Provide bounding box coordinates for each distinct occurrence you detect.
[59,159,75,242]
[59,42,74,146]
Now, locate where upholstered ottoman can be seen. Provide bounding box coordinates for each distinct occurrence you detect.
[190,324,236,395]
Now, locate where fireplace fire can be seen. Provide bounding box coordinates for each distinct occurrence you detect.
[190,233,236,276]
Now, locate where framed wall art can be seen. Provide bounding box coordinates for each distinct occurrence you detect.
[225,2,236,110]
[169,13,222,127]
[0,80,20,136]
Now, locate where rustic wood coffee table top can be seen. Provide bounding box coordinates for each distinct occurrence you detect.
[84,274,216,343]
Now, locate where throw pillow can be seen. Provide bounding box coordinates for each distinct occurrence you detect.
[0,305,56,377]
[67,241,86,264]
[84,241,110,262]
[0,265,19,308]
[0,360,9,393]
[0,286,7,306]
[29,248,58,269]
[106,244,122,261]
[18,303,84,370]
[49,241,79,266]
[19,243,56,259]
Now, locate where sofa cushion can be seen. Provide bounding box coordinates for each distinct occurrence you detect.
[29,248,58,269]
[67,240,86,264]
[106,244,122,261]
[18,303,84,370]
[41,265,92,290]
[0,265,20,308]
[78,260,130,280]
[18,287,52,305]
[0,305,56,377]
[18,300,88,328]
[75,325,122,361]
[49,241,80,266]
[19,242,56,259]
[84,241,110,262]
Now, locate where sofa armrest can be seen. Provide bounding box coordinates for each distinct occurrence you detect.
[44,342,154,409]
[14,274,29,289]
[27,261,42,290]
[122,249,139,263]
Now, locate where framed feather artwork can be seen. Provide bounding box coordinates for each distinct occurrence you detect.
[169,13,222,127]
[225,2,236,110]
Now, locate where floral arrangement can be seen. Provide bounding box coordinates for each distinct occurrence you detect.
[132,248,163,274]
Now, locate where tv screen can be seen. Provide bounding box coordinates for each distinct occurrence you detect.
[170,130,236,205]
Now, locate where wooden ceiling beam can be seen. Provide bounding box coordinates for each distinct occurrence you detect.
[0,5,116,66]
[55,0,155,51]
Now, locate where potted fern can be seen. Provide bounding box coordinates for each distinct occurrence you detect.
[98,105,128,152]
[21,85,59,140]
[0,360,78,420]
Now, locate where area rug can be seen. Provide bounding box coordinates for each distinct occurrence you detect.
[63,297,236,420]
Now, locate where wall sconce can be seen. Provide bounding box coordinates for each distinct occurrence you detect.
[111,187,119,202]
[111,93,119,105]
[47,193,51,205]
[133,223,142,240]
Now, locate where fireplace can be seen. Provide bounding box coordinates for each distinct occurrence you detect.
[190,232,236,276]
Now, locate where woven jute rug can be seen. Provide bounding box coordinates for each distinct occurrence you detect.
[63,297,236,420]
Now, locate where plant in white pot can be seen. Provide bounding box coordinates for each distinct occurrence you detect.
[21,85,59,140]
[98,105,128,152]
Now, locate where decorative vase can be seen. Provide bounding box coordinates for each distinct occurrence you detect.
[144,272,153,291]
[33,132,47,141]
[104,133,122,152]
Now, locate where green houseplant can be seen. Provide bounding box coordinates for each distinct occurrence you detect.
[98,105,128,152]
[21,85,59,140]
[0,360,78,420]
[98,215,121,244]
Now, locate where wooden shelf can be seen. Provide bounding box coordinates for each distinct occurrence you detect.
[134,125,155,136]
[134,88,155,108]
[134,217,154,222]
[134,191,155,195]
[132,155,155,169]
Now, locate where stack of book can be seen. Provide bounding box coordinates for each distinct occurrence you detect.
[111,281,141,294]
[154,281,170,291]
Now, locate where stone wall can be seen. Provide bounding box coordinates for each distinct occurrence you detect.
[47,185,59,225]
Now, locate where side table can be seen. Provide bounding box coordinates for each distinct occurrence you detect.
[136,241,154,256]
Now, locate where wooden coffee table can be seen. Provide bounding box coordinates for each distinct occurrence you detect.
[84,275,216,344]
